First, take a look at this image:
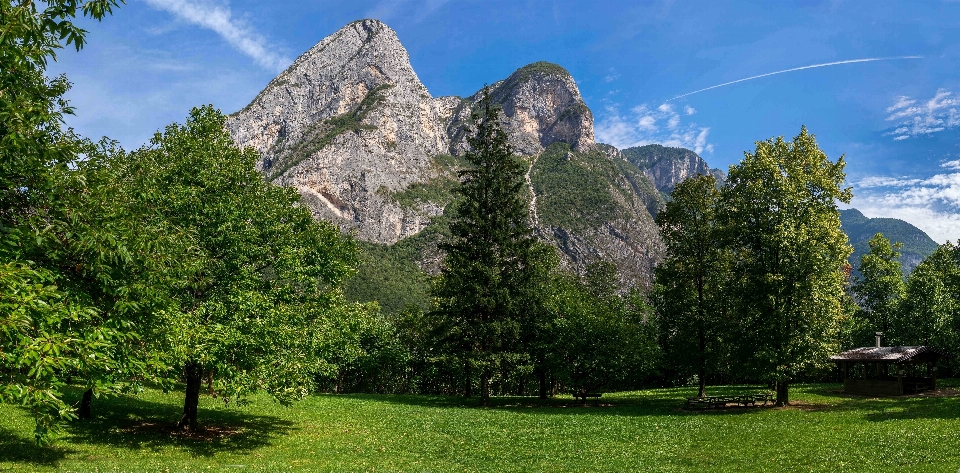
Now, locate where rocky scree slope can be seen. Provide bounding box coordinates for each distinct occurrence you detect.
[227,19,664,291]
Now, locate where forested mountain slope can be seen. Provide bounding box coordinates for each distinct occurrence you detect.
[840,208,938,275]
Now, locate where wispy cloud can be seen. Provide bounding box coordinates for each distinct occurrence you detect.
[595,102,714,154]
[884,89,960,140]
[854,160,960,243]
[142,0,291,72]
[670,56,923,100]
[604,67,620,83]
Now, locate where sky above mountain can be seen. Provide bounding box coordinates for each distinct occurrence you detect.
[52,0,960,242]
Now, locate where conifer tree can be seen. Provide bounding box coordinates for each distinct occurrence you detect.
[432,88,540,406]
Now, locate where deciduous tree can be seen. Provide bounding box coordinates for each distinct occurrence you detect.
[852,233,906,343]
[720,127,852,406]
[654,174,729,397]
[118,106,359,429]
[1,0,125,443]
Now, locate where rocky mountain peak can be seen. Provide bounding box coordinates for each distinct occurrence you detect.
[448,61,595,156]
[227,19,433,160]
[225,19,457,244]
[621,144,725,193]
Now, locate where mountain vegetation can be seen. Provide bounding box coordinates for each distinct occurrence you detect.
[840,208,938,275]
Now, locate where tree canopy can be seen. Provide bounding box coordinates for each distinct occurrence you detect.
[654,174,728,397]
[115,105,360,429]
[720,126,852,406]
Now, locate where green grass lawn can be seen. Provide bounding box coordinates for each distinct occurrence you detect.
[2,382,960,472]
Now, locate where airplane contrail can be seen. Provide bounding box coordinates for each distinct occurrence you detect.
[670,56,924,101]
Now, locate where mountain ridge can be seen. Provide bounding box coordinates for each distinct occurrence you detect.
[227,19,665,289]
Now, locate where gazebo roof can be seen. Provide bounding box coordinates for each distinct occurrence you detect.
[830,346,950,363]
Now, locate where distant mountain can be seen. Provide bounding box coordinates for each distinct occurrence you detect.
[840,208,938,275]
[621,144,726,196]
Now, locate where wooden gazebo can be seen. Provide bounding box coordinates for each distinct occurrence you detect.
[831,334,949,396]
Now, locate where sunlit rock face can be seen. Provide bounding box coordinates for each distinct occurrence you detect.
[227,19,454,244]
[228,19,667,289]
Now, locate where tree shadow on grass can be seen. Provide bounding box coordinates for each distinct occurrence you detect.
[0,427,72,466]
[58,389,294,458]
[335,392,761,418]
[777,384,960,421]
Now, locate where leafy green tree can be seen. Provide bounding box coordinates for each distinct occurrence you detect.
[432,89,541,406]
[654,174,728,397]
[898,243,959,357]
[549,262,659,398]
[118,106,359,429]
[720,127,852,406]
[852,233,906,344]
[517,242,561,399]
[1,0,125,443]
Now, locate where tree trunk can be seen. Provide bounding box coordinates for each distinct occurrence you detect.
[78,388,93,419]
[178,362,202,430]
[697,273,707,398]
[464,362,472,398]
[538,369,547,399]
[516,375,525,396]
[698,365,706,398]
[480,369,491,406]
[775,380,789,406]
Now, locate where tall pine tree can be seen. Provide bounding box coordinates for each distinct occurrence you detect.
[432,88,540,406]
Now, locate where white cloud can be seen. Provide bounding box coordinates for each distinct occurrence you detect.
[604,67,620,83]
[854,160,960,243]
[884,89,960,140]
[142,0,291,72]
[943,159,960,170]
[595,102,714,154]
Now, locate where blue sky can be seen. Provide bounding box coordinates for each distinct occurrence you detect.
[53,0,960,242]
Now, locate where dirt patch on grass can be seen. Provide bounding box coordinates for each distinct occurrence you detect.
[779,401,833,412]
[823,388,960,399]
[115,421,245,441]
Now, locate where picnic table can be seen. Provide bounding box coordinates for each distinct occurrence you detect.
[572,391,603,405]
[685,393,773,409]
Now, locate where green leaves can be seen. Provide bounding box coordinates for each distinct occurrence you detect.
[119,105,364,423]
[0,262,116,444]
[720,126,851,402]
[852,233,905,343]
[653,174,728,393]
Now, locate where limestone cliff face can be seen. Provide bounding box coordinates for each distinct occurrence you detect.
[621,144,725,193]
[227,19,663,288]
[226,19,455,244]
[447,62,594,157]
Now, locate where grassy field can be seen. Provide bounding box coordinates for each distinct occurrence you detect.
[2,383,960,472]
